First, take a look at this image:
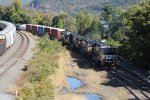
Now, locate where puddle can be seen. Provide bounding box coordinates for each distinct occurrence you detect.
[0,94,14,100]
[82,94,101,100]
[66,77,82,91]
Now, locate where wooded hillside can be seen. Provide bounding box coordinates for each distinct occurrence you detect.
[30,0,149,14]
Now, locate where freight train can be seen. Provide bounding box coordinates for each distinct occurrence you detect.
[16,24,117,69]
[61,32,117,69]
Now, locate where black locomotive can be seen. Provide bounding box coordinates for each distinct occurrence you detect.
[61,32,118,69]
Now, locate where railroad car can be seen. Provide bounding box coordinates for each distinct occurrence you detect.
[0,21,16,48]
[61,32,117,69]
[50,28,65,40]
[81,38,93,55]
[91,45,117,68]
[26,24,33,32]
[13,23,118,69]
[45,26,52,36]
[38,25,45,36]
[61,32,71,45]
[15,24,26,30]
[0,35,6,55]
[32,25,38,35]
[57,29,65,40]
[50,28,57,40]
[15,24,21,30]
[71,33,79,48]
[19,24,26,30]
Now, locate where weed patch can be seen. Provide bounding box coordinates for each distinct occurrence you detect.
[16,36,65,100]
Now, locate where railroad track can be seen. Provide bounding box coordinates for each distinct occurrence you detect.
[117,56,149,79]
[0,31,30,77]
[107,58,150,100]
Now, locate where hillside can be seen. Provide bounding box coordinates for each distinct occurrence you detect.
[30,0,149,15]
[0,0,32,6]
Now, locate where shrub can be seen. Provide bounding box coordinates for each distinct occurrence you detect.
[106,38,121,47]
[17,36,64,99]
[19,83,35,100]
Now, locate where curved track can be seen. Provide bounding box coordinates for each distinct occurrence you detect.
[0,31,30,77]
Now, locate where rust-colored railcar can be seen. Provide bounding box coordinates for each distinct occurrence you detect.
[26,24,33,32]
[32,25,38,34]
[45,27,52,36]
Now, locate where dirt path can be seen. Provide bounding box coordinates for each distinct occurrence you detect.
[51,50,136,100]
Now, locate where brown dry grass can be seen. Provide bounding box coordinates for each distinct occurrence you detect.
[49,52,70,94]
[51,50,131,100]
[50,51,88,100]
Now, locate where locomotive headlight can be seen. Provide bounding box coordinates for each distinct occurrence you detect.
[109,55,112,59]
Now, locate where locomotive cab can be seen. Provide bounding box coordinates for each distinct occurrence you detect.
[99,46,117,68]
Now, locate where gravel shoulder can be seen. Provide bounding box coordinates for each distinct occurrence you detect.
[0,31,36,95]
[51,50,136,100]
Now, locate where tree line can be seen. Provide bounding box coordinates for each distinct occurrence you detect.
[0,0,54,25]
[0,0,149,69]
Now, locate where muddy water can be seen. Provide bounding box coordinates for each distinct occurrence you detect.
[66,76,101,100]
[82,94,101,100]
[66,77,82,91]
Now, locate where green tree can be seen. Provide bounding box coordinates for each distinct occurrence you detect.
[57,17,64,28]
[0,6,4,19]
[86,16,103,40]
[120,1,150,69]
[52,14,65,28]
[63,16,77,32]
[76,11,93,35]
[102,4,128,41]
[102,4,115,22]
[106,38,121,47]
[13,0,22,11]
[90,16,102,34]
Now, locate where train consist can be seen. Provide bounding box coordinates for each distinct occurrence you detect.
[25,24,65,40]
[61,33,117,68]
[0,21,16,55]
[17,24,117,69]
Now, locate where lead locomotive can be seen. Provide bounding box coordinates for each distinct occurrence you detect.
[61,32,118,69]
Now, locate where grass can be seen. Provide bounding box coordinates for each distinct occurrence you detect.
[16,35,65,100]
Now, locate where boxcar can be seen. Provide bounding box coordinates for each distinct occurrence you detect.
[57,29,65,40]
[32,25,38,35]
[38,25,45,36]
[15,24,21,30]
[51,28,58,40]
[20,24,26,30]
[26,24,33,32]
[45,27,52,36]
